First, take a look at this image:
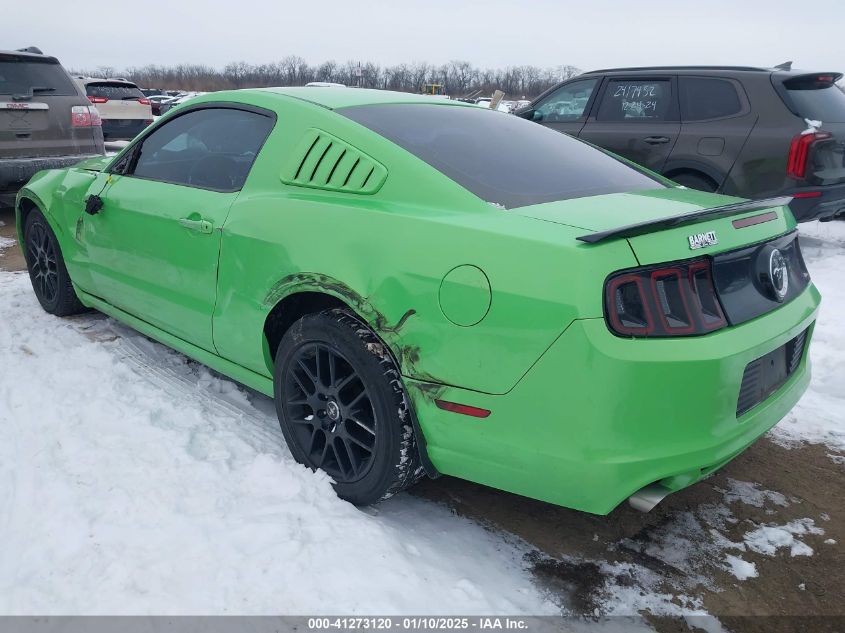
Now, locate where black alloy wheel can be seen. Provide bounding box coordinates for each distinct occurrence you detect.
[23,209,86,316]
[283,342,377,483]
[26,220,59,305]
[273,309,424,505]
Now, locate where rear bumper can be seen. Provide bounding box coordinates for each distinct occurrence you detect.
[101,118,151,141]
[409,284,821,514]
[787,182,845,222]
[0,154,102,205]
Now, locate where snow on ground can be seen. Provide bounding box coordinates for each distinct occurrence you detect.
[0,235,15,252]
[742,519,824,557]
[723,555,758,580]
[771,221,845,454]
[0,272,556,615]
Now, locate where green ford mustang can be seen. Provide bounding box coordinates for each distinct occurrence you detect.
[15,87,820,514]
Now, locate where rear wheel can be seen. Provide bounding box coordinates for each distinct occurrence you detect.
[23,209,86,316]
[671,171,718,193]
[273,309,423,505]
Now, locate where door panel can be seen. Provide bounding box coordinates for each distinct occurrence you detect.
[78,105,275,352]
[81,175,235,351]
[579,77,680,172]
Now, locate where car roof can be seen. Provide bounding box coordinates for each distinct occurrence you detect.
[0,49,60,64]
[252,86,472,110]
[583,65,774,74]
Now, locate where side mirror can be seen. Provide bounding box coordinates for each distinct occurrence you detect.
[516,108,537,120]
[531,109,543,122]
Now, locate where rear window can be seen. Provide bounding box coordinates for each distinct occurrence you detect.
[340,103,664,209]
[85,82,145,100]
[680,77,743,121]
[0,58,78,97]
[782,76,845,123]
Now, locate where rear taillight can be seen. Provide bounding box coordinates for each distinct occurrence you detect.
[71,105,102,127]
[604,259,727,338]
[138,98,150,105]
[87,96,108,104]
[787,131,831,179]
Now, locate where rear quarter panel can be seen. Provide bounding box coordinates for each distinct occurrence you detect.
[212,95,640,395]
[719,73,805,198]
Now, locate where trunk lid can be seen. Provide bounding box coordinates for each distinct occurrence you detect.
[513,187,795,265]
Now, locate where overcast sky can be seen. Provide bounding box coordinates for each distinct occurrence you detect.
[5,0,844,73]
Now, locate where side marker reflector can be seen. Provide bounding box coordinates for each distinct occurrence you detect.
[435,400,491,418]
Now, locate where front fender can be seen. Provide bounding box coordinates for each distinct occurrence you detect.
[16,167,100,290]
[15,171,69,248]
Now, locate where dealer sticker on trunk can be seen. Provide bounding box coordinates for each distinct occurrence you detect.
[688,230,718,250]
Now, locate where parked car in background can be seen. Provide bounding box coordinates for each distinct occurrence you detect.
[0,47,103,208]
[75,77,153,141]
[517,66,845,222]
[156,92,206,117]
[147,94,175,116]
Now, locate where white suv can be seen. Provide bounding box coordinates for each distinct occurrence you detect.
[75,77,153,141]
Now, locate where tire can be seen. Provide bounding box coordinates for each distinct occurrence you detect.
[671,172,718,193]
[273,309,423,505]
[23,209,86,317]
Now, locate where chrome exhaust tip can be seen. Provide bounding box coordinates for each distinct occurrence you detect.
[628,484,672,512]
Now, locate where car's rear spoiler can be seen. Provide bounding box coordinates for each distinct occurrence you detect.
[576,196,793,244]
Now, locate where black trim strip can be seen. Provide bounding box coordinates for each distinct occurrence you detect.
[577,196,793,244]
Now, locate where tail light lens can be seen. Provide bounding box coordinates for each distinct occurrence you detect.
[138,98,151,105]
[71,105,102,127]
[787,131,831,179]
[605,259,727,338]
[87,96,108,104]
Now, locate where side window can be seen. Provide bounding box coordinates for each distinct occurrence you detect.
[596,80,674,122]
[680,77,743,121]
[534,78,598,122]
[128,107,274,191]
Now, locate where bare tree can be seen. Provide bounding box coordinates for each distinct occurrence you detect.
[73,57,582,99]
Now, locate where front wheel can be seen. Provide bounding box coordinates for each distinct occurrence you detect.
[23,209,86,316]
[273,309,423,505]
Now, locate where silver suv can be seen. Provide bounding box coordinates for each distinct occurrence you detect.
[0,47,104,208]
[74,76,153,141]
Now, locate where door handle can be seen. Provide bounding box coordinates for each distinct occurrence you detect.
[178,217,213,234]
[644,136,671,145]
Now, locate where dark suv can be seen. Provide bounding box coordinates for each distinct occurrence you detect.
[1,47,105,208]
[517,66,845,221]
